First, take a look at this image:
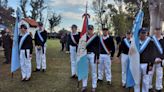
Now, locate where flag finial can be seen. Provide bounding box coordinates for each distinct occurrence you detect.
[83,1,90,18]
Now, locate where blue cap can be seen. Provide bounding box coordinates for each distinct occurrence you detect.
[139,28,148,34]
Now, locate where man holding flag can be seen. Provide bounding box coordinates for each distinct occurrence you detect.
[19,24,33,81]
[126,4,156,92]
[133,28,155,92]
[81,25,99,92]
[76,4,99,92]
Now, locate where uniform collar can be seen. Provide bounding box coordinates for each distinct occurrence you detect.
[103,35,109,40]
[71,32,78,35]
[126,38,131,42]
[140,37,148,44]
[87,33,95,38]
[154,35,163,40]
[38,27,44,32]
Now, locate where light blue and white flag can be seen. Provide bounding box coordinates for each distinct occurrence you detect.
[11,8,22,73]
[126,9,144,87]
[77,4,90,81]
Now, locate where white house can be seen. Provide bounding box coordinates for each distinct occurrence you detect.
[19,18,38,38]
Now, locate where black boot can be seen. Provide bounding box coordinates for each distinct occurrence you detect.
[156,90,162,92]
[42,69,46,72]
[33,68,40,72]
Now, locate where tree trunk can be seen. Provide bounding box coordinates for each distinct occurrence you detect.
[149,0,162,35]
[159,0,164,21]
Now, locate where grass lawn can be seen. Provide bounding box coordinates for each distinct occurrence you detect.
[0,40,162,92]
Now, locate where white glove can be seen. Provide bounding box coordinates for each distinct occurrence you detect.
[155,58,162,63]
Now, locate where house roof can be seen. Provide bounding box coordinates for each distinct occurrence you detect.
[22,18,38,27]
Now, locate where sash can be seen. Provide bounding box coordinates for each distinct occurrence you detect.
[100,36,110,54]
[19,32,30,50]
[70,33,77,45]
[86,34,97,46]
[37,30,44,42]
[152,35,163,54]
[124,38,130,48]
[139,37,151,53]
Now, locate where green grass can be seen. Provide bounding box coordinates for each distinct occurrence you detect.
[0,40,161,92]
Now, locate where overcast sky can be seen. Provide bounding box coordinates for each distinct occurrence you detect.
[8,0,114,31]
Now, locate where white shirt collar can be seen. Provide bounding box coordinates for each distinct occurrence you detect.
[154,35,163,40]
[71,32,78,35]
[103,35,109,40]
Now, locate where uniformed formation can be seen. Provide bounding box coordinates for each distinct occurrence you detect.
[68,24,164,92]
[19,22,47,81]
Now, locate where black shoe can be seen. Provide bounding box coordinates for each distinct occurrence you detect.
[3,61,9,64]
[71,75,77,79]
[107,81,111,85]
[122,85,126,88]
[74,75,78,79]
[25,78,31,81]
[42,69,46,72]
[97,79,103,83]
[81,87,87,92]
[21,78,26,82]
[156,90,162,92]
[33,69,40,72]
[149,88,153,92]
[91,88,96,92]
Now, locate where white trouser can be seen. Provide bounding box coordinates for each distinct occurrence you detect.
[134,64,149,92]
[98,54,111,81]
[35,46,46,70]
[20,49,32,79]
[69,45,77,76]
[149,63,163,90]
[82,53,97,88]
[121,53,128,85]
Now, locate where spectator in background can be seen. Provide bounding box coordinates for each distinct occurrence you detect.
[65,32,70,53]
[60,33,66,51]
[3,28,13,64]
[116,35,121,46]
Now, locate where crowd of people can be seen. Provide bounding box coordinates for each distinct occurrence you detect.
[67,24,164,92]
[0,22,48,81]
[19,22,48,81]
[1,21,164,92]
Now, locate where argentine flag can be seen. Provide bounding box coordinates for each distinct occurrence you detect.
[126,10,144,87]
[11,8,22,73]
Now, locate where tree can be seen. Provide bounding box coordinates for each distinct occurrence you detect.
[148,0,164,35]
[0,7,15,28]
[0,0,8,8]
[20,0,28,18]
[92,0,107,29]
[123,0,164,35]
[38,0,47,22]
[58,28,68,36]
[48,12,61,33]
[30,0,46,21]
[107,1,133,36]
